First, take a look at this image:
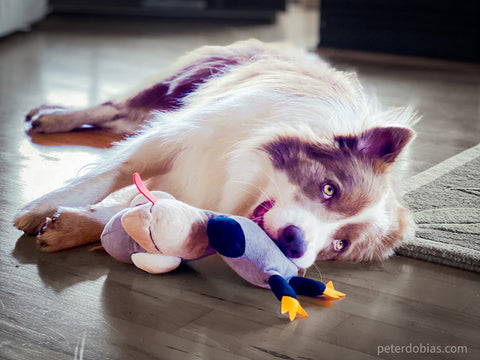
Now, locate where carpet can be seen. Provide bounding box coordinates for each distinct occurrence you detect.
[396,143,480,272]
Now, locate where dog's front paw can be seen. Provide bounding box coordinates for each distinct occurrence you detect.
[36,208,103,252]
[14,206,56,235]
[37,213,67,252]
[25,105,72,133]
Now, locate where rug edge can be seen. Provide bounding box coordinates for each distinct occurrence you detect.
[403,143,480,193]
[396,239,480,272]
[399,143,480,272]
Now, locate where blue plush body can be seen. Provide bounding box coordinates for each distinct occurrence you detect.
[206,215,345,320]
[207,215,298,289]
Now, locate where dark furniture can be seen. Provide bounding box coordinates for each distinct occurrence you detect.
[50,0,286,22]
[319,0,480,62]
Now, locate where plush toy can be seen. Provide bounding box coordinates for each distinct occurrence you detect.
[101,173,214,274]
[206,215,345,320]
[101,173,345,321]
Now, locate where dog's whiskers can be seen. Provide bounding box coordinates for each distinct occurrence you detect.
[231,179,272,205]
[311,263,325,283]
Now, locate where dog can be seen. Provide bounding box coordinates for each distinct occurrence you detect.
[14,39,416,270]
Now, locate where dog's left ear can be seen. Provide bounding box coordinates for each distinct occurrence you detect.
[338,127,414,165]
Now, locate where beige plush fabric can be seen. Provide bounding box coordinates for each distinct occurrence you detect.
[397,144,480,272]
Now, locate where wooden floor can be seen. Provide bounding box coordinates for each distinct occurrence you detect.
[1,4,479,360]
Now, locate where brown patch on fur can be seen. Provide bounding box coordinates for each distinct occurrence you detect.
[396,207,408,237]
[372,159,396,174]
[317,203,408,262]
[265,137,388,218]
[181,216,210,259]
[107,147,181,199]
[316,222,370,261]
[344,206,407,262]
[385,206,409,251]
[332,223,369,244]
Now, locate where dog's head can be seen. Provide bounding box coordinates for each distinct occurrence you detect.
[230,123,414,269]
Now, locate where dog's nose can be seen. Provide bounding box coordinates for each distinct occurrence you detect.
[276,225,306,258]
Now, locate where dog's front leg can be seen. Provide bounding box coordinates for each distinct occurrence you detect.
[14,134,179,235]
[14,168,130,235]
[34,185,141,252]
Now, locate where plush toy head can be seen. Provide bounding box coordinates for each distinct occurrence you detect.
[101,173,212,273]
[121,199,209,259]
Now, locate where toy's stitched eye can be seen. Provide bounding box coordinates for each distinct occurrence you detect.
[333,239,349,252]
[321,183,335,199]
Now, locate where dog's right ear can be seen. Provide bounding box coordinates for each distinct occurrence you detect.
[337,126,414,167]
[121,204,159,253]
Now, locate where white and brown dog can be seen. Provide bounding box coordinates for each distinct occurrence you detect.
[14,39,416,270]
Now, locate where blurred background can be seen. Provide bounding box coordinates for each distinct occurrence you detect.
[1,0,478,59]
[0,0,479,193]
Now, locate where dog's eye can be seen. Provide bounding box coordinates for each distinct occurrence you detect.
[321,183,335,199]
[333,239,349,252]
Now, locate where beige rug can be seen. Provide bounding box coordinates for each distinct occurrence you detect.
[396,143,480,272]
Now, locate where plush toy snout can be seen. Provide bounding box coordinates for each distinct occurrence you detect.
[121,203,158,254]
[120,198,210,260]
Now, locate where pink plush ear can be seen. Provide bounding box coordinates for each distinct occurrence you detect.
[337,127,414,165]
[133,173,157,204]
